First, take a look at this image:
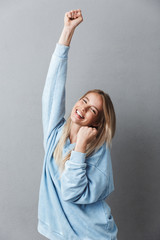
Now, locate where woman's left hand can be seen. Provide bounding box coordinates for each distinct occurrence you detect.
[74,126,98,153]
[77,126,98,145]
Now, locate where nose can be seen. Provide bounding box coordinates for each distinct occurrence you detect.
[81,105,87,112]
[81,101,89,112]
[81,106,85,111]
[81,106,90,115]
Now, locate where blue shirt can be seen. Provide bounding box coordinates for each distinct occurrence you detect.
[37,43,118,240]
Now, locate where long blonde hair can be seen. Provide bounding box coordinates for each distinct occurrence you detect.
[53,89,116,177]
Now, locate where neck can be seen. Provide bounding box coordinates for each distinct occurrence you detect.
[69,121,81,144]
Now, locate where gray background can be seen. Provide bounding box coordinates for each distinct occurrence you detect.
[0,0,160,239]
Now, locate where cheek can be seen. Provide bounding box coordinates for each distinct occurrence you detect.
[71,108,76,116]
[71,103,79,116]
[90,112,100,122]
[72,103,77,111]
[87,112,96,121]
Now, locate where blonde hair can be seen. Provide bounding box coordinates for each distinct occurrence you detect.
[53,89,116,177]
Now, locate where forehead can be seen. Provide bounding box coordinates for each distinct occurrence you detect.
[84,92,103,111]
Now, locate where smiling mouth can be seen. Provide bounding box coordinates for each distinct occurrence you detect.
[76,109,84,119]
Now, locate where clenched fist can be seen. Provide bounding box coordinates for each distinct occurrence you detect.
[77,126,98,145]
[74,126,98,153]
[64,9,83,30]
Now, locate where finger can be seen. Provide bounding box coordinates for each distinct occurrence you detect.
[70,10,74,19]
[66,11,72,19]
[68,12,72,18]
[66,10,73,19]
[88,126,96,130]
[70,9,81,19]
[92,128,98,135]
[77,9,82,16]
[74,9,81,17]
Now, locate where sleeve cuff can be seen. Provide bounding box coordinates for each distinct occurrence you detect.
[70,150,86,163]
[54,43,70,58]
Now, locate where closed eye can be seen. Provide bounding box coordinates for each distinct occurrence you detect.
[91,108,96,114]
[83,98,97,114]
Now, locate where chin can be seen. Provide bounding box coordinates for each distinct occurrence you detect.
[70,115,84,127]
[70,114,79,124]
[71,116,81,125]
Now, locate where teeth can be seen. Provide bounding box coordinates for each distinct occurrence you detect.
[76,110,83,118]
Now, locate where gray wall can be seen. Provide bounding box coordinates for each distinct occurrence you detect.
[0,0,160,239]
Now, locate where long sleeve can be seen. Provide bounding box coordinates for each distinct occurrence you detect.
[60,144,114,204]
[42,43,70,151]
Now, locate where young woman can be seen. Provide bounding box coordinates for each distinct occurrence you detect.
[37,9,118,240]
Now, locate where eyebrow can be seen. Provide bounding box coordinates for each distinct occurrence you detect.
[84,96,99,112]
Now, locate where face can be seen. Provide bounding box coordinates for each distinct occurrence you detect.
[70,92,103,127]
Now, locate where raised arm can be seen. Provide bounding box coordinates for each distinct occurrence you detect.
[58,9,83,46]
[42,10,83,151]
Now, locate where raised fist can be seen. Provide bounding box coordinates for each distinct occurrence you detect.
[64,9,83,30]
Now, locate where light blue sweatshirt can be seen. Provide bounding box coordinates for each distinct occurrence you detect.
[37,43,118,240]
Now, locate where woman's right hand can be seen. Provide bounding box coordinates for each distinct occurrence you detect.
[58,10,83,48]
[64,9,83,30]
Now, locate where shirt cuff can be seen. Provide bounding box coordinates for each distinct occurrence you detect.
[54,43,70,58]
[70,150,86,163]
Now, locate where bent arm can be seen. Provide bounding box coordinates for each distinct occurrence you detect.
[60,145,114,204]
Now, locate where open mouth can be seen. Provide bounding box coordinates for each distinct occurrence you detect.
[76,109,84,119]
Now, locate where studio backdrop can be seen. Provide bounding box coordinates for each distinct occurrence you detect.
[0,0,160,239]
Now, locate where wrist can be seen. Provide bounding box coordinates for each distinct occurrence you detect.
[58,27,75,46]
[63,26,75,32]
[75,141,87,153]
